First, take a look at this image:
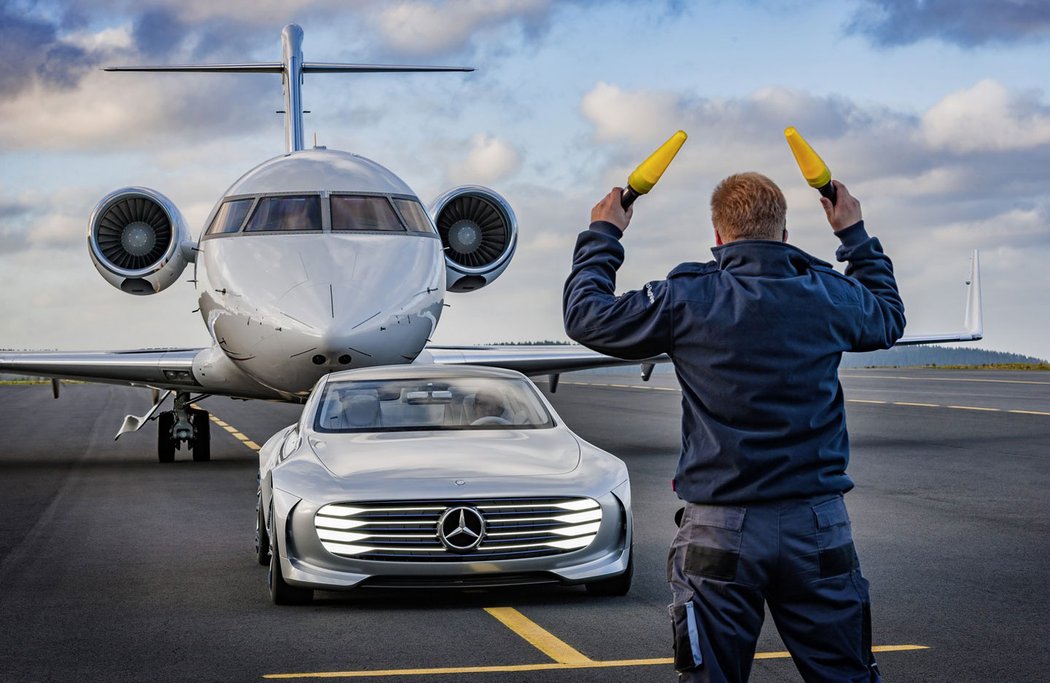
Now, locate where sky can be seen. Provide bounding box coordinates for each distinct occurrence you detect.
[1,0,1049,360]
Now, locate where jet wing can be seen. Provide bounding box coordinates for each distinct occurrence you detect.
[424,251,983,375]
[420,344,667,376]
[0,348,203,391]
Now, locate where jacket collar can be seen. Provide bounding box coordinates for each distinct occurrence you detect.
[710,239,830,277]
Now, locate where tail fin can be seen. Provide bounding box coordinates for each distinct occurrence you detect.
[105,24,472,153]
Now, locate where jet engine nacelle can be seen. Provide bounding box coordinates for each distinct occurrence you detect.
[430,186,517,293]
[87,187,194,296]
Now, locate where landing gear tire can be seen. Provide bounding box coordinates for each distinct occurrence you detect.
[157,412,176,464]
[585,547,633,596]
[191,409,211,462]
[268,504,313,605]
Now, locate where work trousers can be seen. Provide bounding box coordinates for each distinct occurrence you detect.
[667,494,881,683]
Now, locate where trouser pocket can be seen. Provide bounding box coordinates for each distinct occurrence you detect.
[669,597,703,673]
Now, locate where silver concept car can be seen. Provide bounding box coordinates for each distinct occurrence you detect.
[256,365,633,604]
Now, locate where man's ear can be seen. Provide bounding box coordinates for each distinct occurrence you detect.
[715,228,724,246]
[782,228,789,243]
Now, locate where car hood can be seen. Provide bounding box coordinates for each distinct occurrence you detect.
[309,428,582,480]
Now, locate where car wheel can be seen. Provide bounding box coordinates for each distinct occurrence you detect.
[255,486,270,566]
[585,546,633,597]
[268,504,313,605]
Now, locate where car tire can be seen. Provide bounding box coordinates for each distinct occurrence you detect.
[268,504,313,605]
[256,487,270,566]
[585,547,633,596]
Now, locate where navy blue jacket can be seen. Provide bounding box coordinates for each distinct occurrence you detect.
[563,221,905,504]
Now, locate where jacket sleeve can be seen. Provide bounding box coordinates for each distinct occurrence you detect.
[834,221,906,351]
[562,222,674,359]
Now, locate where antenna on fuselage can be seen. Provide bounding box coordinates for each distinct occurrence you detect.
[104,24,474,154]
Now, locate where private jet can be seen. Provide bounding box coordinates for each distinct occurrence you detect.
[0,25,983,463]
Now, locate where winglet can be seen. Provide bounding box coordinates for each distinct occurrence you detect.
[894,249,983,346]
[964,250,983,340]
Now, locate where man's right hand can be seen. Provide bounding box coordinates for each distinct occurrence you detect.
[820,180,862,232]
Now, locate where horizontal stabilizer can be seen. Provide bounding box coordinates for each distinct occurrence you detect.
[104,62,472,74]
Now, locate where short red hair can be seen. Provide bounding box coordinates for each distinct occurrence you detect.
[710,172,786,242]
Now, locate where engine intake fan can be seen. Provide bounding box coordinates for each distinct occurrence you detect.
[430,186,517,293]
[88,187,192,295]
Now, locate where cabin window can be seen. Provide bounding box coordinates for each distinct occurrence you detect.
[392,199,437,234]
[330,195,405,232]
[206,199,253,235]
[244,195,322,232]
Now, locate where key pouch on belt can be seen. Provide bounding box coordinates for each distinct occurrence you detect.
[670,596,703,672]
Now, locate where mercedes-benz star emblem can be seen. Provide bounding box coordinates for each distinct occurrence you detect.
[437,506,486,553]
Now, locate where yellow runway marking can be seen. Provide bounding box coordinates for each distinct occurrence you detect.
[262,645,928,679]
[1009,409,1050,416]
[893,402,941,408]
[205,413,262,452]
[947,405,1000,412]
[848,399,888,404]
[484,607,594,665]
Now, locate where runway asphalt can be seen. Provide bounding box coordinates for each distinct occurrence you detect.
[0,368,1047,682]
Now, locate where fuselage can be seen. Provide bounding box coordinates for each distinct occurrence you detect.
[195,148,445,399]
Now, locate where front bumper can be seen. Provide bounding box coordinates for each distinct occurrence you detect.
[272,486,632,591]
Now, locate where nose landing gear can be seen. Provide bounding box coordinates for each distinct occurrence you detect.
[157,392,211,463]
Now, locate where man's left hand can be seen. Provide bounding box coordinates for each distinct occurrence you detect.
[591,187,633,233]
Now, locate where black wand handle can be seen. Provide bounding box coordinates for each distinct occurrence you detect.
[621,186,641,209]
[818,181,837,205]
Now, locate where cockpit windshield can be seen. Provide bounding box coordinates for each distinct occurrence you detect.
[244,195,321,232]
[202,193,436,237]
[206,198,253,235]
[392,199,437,234]
[314,377,554,433]
[331,195,403,232]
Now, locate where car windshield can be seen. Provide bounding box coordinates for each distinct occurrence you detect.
[314,377,554,432]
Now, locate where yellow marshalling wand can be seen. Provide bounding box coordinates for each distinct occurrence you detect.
[784,126,837,205]
[621,130,688,208]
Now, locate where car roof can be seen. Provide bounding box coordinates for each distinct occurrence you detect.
[321,364,530,384]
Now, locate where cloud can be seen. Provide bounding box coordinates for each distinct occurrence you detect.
[847,0,1050,47]
[564,77,1050,357]
[447,133,523,184]
[367,0,555,57]
[0,65,274,151]
[921,79,1050,152]
[0,3,97,96]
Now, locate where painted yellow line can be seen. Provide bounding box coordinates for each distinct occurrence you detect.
[848,399,888,404]
[263,645,929,679]
[947,405,1000,412]
[202,413,263,452]
[484,607,594,664]
[893,402,941,408]
[1009,409,1050,416]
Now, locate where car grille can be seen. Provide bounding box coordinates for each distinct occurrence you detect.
[315,497,602,562]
